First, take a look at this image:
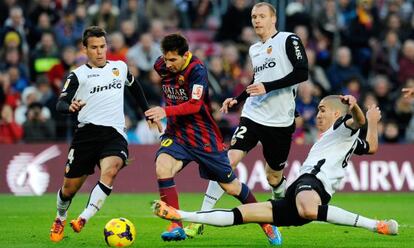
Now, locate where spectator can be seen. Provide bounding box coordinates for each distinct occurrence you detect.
[28,0,60,26]
[146,0,179,30]
[215,0,251,42]
[306,48,331,93]
[47,46,76,95]
[53,8,84,48]
[87,0,119,33]
[107,32,128,62]
[120,20,140,47]
[22,102,55,143]
[119,0,149,36]
[0,48,29,82]
[327,46,364,93]
[381,120,401,143]
[15,86,51,125]
[0,104,23,144]
[127,33,161,76]
[398,39,414,85]
[29,31,60,80]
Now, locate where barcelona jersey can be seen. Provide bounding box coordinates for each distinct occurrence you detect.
[154,53,224,152]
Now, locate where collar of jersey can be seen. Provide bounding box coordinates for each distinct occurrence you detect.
[262,31,279,44]
[180,52,192,71]
[86,61,109,69]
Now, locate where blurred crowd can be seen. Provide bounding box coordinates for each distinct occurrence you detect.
[0,0,413,145]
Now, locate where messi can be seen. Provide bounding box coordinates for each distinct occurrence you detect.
[90,82,122,94]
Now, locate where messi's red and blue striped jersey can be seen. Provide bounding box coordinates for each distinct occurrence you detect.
[154,53,224,153]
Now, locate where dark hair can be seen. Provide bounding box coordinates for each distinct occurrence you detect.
[82,26,107,46]
[160,33,189,56]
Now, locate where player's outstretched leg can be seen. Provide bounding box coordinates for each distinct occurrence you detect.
[153,200,186,241]
[184,223,204,238]
[50,218,66,242]
[376,220,399,235]
[261,224,282,245]
[152,200,182,221]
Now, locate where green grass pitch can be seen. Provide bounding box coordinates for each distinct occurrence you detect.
[0,193,412,247]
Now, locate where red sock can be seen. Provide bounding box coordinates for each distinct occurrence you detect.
[158,178,182,228]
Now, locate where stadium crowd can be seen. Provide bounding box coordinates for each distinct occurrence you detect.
[0,0,413,145]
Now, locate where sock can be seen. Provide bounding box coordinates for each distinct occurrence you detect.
[270,176,286,199]
[177,209,235,227]
[79,181,112,222]
[158,178,182,227]
[56,188,72,221]
[234,183,257,204]
[201,181,225,211]
[320,205,378,231]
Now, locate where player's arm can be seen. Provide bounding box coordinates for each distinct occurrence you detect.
[56,72,85,114]
[246,35,308,96]
[364,104,381,154]
[125,71,150,113]
[341,95,366,130]
[220,78,254,113]
[126,70,163,132]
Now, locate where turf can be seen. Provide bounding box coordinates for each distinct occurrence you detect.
[0,193,412,247]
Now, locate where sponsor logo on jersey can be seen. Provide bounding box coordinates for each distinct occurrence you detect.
[90,81,122,94]
[112,68,120,77]
[254,58,276,73]
[62,79,70,92]
[178,75,185,85]
[292,40,303,60]
[162,85,189,101]
[87,74,100,78]
[267,45,272,54]
[191,84,203,100]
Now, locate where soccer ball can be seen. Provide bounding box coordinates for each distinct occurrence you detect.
[104,217,136,247]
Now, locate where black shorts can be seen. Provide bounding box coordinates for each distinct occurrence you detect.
[64,124,129,178]
[270,174,331,227]
[230,117,295,170]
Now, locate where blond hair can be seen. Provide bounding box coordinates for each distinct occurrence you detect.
[321,95,348,115]
[253,2,276,16]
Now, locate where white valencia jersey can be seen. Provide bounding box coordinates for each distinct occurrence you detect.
[242,32,303,127]
[299,115,360,196]
[63,60,132,139]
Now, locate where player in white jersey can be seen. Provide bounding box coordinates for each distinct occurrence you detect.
[49,26,161,242]
[153,95,399,244]
[185,2,308,237]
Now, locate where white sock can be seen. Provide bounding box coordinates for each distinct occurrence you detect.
[178,209,234,226]
[79,181,112,221]
[201,181,225,211]
[327,205,377,231]
[56,189,71,221]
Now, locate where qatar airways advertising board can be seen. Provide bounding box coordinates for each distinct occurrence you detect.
[0,144,413,195]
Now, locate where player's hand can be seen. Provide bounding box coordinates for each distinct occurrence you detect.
[69,99,86,113]
[220,98,238,113]
[340,95,357,110]
[145,106,166,122]
[147,119,163,133]
[402,87,414,98]
[246,82,266,96]
[366,104,381,123]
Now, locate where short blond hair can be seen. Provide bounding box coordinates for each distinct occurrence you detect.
[321,95,348,115]
[253,2,276,17]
